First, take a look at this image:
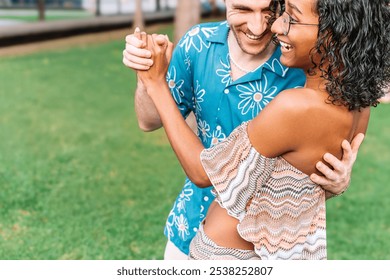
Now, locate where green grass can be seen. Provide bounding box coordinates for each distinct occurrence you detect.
[0,15,93,22]
[0,25,389,260]
[326,104,390,259]
[0,10,93,22]
[0,25,181,260]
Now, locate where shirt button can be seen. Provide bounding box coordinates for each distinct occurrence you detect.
[224,88,229,94]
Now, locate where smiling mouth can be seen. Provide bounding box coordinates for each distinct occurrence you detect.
[245,33,263,40]
[279,41,292,51]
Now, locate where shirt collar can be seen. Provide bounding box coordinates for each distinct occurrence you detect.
[206,22,289,82]
[205,21,230,44]
[230,46,289,85]
[262,45,290,78]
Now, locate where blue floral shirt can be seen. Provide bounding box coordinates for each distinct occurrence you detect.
[164,21,306,255]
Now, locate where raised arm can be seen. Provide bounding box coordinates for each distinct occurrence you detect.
[123,28,163,131]
[137,34,211,187]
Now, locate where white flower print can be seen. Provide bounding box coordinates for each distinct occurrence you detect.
[216,54,232,86]
[184,52,191,71]
[179,25,218,53]
[197,120,211,142]
[164,211,176,239]
[210,126,227,147]
[193,80,206,113]
[264,58,289,77]
[167,66,185,104]
[200,205,205,220]
[175,214,190,240]
[176,188,194,213]
[237,75,278,118]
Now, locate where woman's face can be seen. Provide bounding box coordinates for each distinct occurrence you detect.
[271,0,319,70]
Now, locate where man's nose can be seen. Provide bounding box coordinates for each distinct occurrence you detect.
[247,13,269,36]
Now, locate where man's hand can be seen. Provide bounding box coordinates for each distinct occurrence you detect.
[122,27,154,70]
[310,133,365,196]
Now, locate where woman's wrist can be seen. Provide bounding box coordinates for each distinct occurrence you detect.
[142,76,165,87]
[146,79,170,99]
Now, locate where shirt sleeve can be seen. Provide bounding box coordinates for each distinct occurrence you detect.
[199,122,276,221]
[166,28,198,119]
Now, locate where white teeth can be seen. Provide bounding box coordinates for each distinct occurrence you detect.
[280,41,292,50]
[246,33,261,40]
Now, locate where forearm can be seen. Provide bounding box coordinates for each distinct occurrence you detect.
[147,82,211,187]
[134,76,163,131]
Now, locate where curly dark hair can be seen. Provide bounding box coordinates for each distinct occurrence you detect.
[313,0,390,110]
[268,0,283,26]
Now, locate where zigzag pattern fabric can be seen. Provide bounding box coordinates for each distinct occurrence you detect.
[200,122,327,260]
[189,223,261,260]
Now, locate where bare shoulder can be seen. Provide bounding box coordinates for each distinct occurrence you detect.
[261,88,316,118]
[248,88,316,157]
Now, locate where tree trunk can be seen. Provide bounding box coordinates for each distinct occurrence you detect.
[156,0,161,11]
[174,0,201,45]
[133,0,145,30]
[209,0,220,16]
[96,0,101,16]
[117,0,122,14]
[37,0,45,21]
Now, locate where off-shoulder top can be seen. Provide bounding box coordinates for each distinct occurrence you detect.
[200,122,327,260]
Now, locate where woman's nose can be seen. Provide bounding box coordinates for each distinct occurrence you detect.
[271,14,284,35]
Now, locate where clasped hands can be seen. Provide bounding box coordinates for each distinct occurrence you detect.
[124,27,173,87]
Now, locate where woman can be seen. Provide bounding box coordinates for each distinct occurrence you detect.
[137,0,390,260]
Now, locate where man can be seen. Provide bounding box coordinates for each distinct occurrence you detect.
[123,0,363,259]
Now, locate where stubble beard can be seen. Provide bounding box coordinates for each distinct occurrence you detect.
[231,28,274,56]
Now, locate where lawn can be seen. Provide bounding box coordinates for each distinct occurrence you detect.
[0,25,389,260]
[0,10,93,22]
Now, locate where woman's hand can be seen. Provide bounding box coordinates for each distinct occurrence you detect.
[136,33,174,91]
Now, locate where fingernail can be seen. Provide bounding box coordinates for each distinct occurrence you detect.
[323,154,329,160]
[135,27,140,33]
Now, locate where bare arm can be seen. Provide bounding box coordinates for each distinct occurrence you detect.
[137,34,211,187]
[312,108,368,197]
[123,28,163,131]
[134,76,163,131]
[310,129,365,198]
[146,81,210,187]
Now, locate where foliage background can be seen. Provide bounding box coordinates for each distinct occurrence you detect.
[0,24,389,260]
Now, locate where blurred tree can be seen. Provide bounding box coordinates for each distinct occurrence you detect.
[209,0,220,16]
[133,0,145,30]
[174,0,201,45]
[156,0,161,11]
[96,0,101,16]
[117,0,122,14]
[0,0,11,7]
[37,0,45,21]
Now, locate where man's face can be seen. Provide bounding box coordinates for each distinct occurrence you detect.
[225,0,275,56]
